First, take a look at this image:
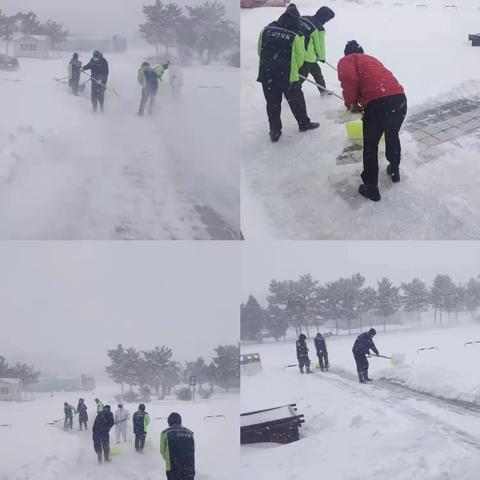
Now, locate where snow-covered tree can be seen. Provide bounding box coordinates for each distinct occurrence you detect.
[212,344,239,391]
[241,295,266,340]
[463,277,480,319]
[0,11,18,54]
[375,278,400,332]
[358,286,377,330]
[401,278,430,321]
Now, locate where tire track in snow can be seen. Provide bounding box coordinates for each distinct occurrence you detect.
[322,368,480,452]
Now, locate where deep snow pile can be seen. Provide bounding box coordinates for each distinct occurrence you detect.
[0,52,240,239]
[0,386,238,480]
[242,0,480,239]
[241,323,480,479]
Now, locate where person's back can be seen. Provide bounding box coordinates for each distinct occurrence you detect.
[133,409,148,434]
[353,330,378,355]
[296,338,308,358]
[257,12,304,86]
[338,53,403,108]
[161,413,195,478]
[314,335,326,353]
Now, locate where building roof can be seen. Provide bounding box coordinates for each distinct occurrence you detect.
[15,34,50,42]
[0,378,22,386]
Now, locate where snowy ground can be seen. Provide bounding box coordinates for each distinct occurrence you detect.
[0,51,240,239]
[242,0,480,239]
[0,386,239,480]
[242,322,480,479]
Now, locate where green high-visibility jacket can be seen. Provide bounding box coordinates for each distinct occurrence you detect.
[96,401,104,414]
[257,24,305,84]
[137,65,164,87]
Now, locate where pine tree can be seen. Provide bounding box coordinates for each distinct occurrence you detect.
[212,344,239,391]
[40,19,69,53]
[140,1,184,57]
[401,278,430,321]
[241,295,265,340]
[265,305,289,340]
[143,345,173,396]
[358,286,377,330]
[430,274,457,326]
[16,11,41,35]
[375,278,400,332]
[463,277,480,319]
[0,12,17,54]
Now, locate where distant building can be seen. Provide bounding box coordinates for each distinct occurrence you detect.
[30,376,82,392]
[0,378,23,401]
[14,35,50,59]
[60,35,127,54]
[81,374,95,391]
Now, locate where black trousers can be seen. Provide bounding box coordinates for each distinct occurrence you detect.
[138,87,157,115]
[262,82,310,134]
[79,417,88,430]
[91,80,106,109]
[167,471,195,480]
[362,93,407,186]
[353,351,369,379]
[93,433,110,460]
[298,356,311,372]
[299,62,326,92]
[317,353,329,371]
[135,433,146,451]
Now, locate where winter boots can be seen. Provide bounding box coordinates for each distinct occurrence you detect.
[299,122,320,132]
[358,370,372,383]
[359,184,381,202]
[270,131,282,143]
[387,164,400,183]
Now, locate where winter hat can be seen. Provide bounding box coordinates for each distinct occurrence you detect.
[368,328,377,336]
[299,333,307,341]
[344,40,364,56]
[286,3,300,17]
[141,61,150,68]
[315,6,335,24]
[73,52,78,60]
[104,405,111,410]
[168,412,182,426]
[139,404,146,411]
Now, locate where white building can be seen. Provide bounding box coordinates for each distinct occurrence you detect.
[0,378,23,401]
[14,35,50,59]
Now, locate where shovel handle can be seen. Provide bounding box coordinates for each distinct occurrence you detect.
[299,75,344,101]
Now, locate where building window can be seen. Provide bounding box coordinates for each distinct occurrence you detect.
[29,43,38,51]
[0,387,10,395]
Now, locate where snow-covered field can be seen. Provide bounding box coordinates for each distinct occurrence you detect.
[0,386,239,480]
[0,51,240,239]
[242,0,480,239]
[242,322,480,479]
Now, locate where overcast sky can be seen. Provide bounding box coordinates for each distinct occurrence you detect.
[1,0,238,37]
[0,242,239,377]
[242,242,480,305]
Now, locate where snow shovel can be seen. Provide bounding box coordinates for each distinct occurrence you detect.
[299,74,364,142]
[54,76,69,82]
[81,71,121,98]
[299,74,343,100]
[464,340,480,347]
[283,364,299,370]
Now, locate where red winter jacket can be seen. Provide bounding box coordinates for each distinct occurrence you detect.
[337,53,404,109]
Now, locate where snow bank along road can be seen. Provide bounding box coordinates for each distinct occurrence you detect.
[0,390,239,480]
[0,53,240,239]
[242,0,480,239]
[242,325,480,479]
